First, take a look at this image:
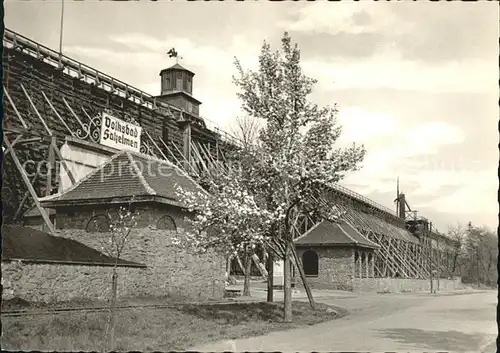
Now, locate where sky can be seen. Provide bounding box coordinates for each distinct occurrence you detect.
[5,1,499,233]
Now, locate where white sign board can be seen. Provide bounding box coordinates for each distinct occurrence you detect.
[99,113,142,153]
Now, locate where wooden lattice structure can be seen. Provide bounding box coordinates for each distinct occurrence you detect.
[2,28,458,282]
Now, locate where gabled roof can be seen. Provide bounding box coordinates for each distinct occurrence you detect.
[294,220,379,250]
[2,225,144,267]
[40,150,204,207]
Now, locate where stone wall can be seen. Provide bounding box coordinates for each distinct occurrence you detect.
[352,277,463,293]
[13,203,226,303]
[2,260,144,303]
[55,203,189,231]
[57,226,225,301]
[295,247,355,291]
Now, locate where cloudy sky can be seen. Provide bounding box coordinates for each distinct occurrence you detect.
[5,1,498,232]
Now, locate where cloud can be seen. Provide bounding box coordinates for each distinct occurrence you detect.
[282,2,497,63]
[302,56,495,94]
[413,170,498,214]
[337,107,395,143]
[339,120,466,194]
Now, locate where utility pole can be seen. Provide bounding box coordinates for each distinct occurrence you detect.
[429,221,434,294]
[58,0,65,68]
[468,221,480,288]
[476,245,480,288]
[436,235,440,291]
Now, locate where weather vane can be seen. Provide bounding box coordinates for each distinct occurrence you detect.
[167,48,183,64]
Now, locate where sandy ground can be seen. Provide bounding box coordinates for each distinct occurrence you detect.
[191,284,497,352]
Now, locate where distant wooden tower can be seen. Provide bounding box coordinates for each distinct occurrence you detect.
[157,63,202,117]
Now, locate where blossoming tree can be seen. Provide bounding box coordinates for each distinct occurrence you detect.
[177,32,366,322]
[174,170,274,296]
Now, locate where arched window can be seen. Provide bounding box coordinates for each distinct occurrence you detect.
[302,250,319,277]
[361,252,366,278]
[157,215,177,231]
[354,251,360,277]
[86,214,110,233]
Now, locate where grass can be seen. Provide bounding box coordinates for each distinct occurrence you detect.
[1,300,347,351]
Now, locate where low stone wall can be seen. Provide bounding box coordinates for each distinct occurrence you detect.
[3,225,226,304]
[2,260,145,303]
[58,227,226,301]
[352,277,463,293]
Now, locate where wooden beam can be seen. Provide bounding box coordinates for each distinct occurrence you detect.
[2,135,23,158]
[50,142,76,185]
[46,136,56,197]
[251,253,268,279]
[20,83,53,136]
[158,137,184,170]
[4,135,55,234]
[13,144,51,221]
[41,90,75,137]
[290,245,316,310]
[190,141,210,175]
[4,86,29,129]
[62,96,86,130]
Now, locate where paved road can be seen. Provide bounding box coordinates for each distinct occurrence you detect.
[191,289,497,352]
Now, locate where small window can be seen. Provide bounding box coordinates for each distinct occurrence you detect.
[186,79,192,93]
[176,78,183,91]
[157,215,177,231]
[165,77,171,90]
[86,214,110,233]
[187,102,193,113]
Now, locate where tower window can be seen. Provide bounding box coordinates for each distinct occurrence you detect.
[176,78,183,90]
[186,80,192,93]
[165,77,171,90]
[187,102,193,113]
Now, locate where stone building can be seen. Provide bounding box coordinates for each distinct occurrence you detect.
[294,220,379,291]
[22,149,226,302]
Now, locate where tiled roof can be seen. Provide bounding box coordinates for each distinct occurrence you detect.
[2,225,144,267]
[294,220,379,249]
[41,150,203,206]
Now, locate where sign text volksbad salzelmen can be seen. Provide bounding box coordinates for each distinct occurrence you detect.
[99,113,142,152]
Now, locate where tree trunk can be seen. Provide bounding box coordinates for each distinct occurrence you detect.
[283,241,292,322]
[243,252,252,297]
[105,269,118,352]
[291,245,316,309]
[266,250,274,302]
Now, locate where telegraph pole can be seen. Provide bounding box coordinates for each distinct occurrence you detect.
[429,221,434,294]
[58,0,65,67]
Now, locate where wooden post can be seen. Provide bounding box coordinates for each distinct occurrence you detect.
[365,252,369,278]
[429,223,434,293]
[266,250,274,302]
[46,137,56,197]
[4,135,55,234]
[182,122,191,171]
[291,245,316,310]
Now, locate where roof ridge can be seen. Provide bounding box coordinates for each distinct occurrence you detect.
[342,219,379,248]
[293,221,322,243]
[40,150,127,202]
[127,152,156,195]
[129,150,208,196]
[337,222,359,244]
